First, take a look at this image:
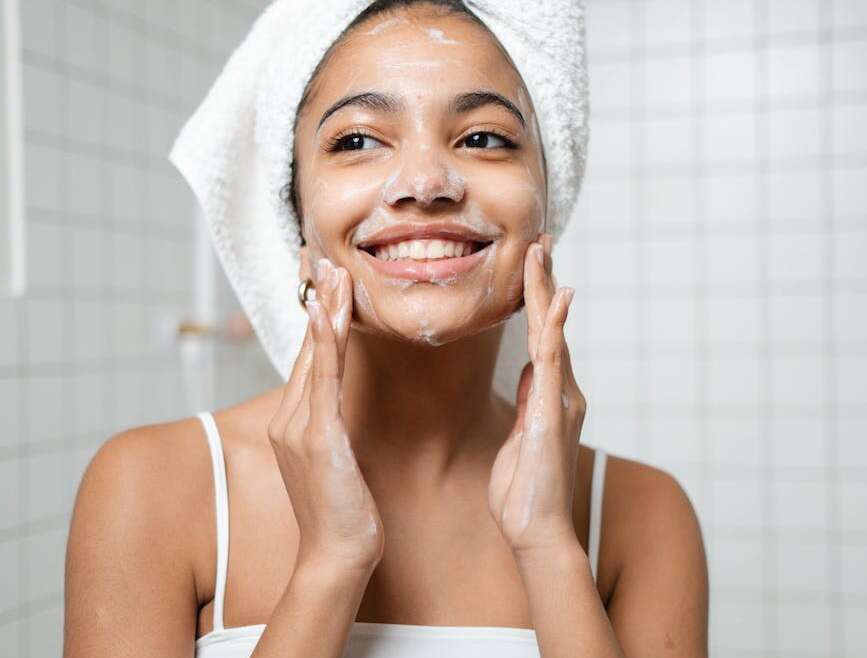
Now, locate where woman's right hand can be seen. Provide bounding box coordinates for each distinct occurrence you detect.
[267,258,384,574]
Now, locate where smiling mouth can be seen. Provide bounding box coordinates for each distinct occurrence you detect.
[359,238,494,261]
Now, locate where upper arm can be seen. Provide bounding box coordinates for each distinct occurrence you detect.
[605,463,709,658]
[64,426,200,658]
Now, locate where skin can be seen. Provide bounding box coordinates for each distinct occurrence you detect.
[63,5,709,657]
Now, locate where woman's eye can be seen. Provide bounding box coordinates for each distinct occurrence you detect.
[328,130,517,152]
[329,132,384,152]
[462,131,516,149]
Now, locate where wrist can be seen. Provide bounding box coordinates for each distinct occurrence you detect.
[294,552,379,583]
[513,538,588,574]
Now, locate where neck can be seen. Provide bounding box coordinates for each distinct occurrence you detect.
[340,322,511,487]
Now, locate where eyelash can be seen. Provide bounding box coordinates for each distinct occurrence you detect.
[324,128,519,152]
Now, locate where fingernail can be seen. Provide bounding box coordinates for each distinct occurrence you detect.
[315,258,327,283]
[564,287,575,304]
[534,243,544,265]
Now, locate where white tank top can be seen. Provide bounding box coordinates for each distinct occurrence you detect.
[194,411,608,658]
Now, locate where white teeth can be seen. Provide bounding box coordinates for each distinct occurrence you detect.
[370,238,478,261]
[428,240,444,259]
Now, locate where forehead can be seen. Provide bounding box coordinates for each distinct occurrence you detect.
[306,9,528,113]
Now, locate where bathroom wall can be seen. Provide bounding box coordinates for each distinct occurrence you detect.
[0,1,273,655]
[3,1,865,657]
[570,0,867,656]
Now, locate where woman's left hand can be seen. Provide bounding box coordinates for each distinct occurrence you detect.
[488,233,587,559]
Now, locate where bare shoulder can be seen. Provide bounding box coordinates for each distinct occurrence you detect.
[71,416,214,539]
[64,416,214,656]
[606,452,702,530]
[602,451,706,573]
[601,451,709,656]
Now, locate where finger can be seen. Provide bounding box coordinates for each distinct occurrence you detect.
[536,286,574,368]
[280,304,319,436]
[535,287,575,431]
[270,285,318,436]
[288,326,315,412]
[315,257,339,332]
[334,268,353,377]
[524,238,555,361]
[308,299,341,423]
[523,241,544,359]
[507,289,576,504]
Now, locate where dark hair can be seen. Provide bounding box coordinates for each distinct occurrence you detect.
[280,0,544,246]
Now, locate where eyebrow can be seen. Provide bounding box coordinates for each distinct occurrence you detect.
[316,89,526,132]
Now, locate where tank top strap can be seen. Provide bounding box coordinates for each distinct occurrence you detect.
[196,411,230,633]
[587,448,608,583]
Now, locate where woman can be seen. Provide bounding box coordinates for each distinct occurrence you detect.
[64,1,708,656]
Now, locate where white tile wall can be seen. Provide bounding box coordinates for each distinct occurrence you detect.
[4,1,866,657]
[1,1,275,655]
[572,1,867,656]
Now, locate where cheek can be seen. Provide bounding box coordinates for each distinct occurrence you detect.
[303,171,383,254]
[492,241,529,307]
[466,165,543,245]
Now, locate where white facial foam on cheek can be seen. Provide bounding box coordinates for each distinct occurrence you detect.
[352,205,397,248]
[303,180,329,256]
[461,197,503,240]
[353,279,381,325]
[306,158,385,257]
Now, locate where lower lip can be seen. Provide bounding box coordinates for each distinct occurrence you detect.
[358,244,493,281]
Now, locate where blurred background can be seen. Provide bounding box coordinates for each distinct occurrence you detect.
[0,0,864,656]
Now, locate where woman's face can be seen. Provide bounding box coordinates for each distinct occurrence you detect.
[294,6,547,346]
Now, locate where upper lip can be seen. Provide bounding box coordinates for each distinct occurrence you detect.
[355,222,500,249]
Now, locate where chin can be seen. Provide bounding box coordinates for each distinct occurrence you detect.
[354,289,521,347]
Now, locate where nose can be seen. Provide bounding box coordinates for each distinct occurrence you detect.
[381,142,466,208]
